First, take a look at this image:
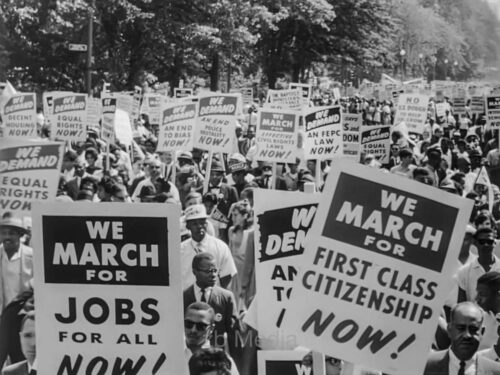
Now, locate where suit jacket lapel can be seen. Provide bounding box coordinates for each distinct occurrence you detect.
[440,351,450,375]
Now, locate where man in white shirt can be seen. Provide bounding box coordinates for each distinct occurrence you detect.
[0,214,33,316]
[184,302,239,375]
[180,205,236,289]
[424,302,500,374]
[458,228,500,303]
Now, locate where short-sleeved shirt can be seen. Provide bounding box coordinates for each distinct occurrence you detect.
[456,256,500,301]
[181,234,237,289]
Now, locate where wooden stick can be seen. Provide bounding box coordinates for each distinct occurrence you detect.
[203,150,213,194]
[315,159,322,191]
[271,162,277,190]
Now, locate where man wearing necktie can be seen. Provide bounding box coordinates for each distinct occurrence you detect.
[423,302,500,374]
[2,311,36,375]
[183,253,237,350]
[180,204,237,290]
[207,158,238,243]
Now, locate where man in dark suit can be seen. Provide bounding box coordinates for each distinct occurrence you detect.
[183,253,237,350]
[253,162,287,190]
[424,302,500,374]
[207,157,239,242]
[2,310,36,375]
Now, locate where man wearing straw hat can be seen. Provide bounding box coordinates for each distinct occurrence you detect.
[180,204,237,290]
[0,213,33,316]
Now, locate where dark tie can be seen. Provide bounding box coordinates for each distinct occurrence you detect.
[458,361,465,375]
[201,288,206,302]
[29,370,37,375]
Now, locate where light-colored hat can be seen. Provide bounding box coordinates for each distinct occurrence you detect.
[0,214,27,233]
[184,204,208,221]
[228,153,247,173]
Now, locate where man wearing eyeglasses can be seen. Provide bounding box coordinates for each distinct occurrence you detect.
[457,228,500,304]
[184,302,239,375]
[183,253,237,350]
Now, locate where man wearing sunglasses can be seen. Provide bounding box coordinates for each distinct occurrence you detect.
[458,228,500,304]
[183,253,237,350]
[184,302,239,375]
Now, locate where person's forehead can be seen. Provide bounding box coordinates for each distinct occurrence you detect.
[199,258,216,268]
[186,309,211,324]
[452,312,482,326]
[0,226,21,234]
[188,218,207,225]
[21,318,36,332]
[476,283,493,294]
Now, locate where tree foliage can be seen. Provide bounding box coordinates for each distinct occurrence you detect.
[1,0,500,93]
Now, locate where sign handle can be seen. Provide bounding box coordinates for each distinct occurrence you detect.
[105,142,110,175]
[203,150,213,195]
[271,162,277,190]
[316,159,322,191]
[171,153,177,184]
[312,351,326,375]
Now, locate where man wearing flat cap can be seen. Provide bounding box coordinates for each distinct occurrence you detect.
[0,213,33,317]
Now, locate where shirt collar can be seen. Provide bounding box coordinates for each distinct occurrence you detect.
[449,348,476,367]
[472,255,498,268]
[191,236,208,249]
[3,246,21,261]
[194,283,213,294]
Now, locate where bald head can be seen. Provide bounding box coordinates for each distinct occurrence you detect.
[448,302,484,361]
[450,302,483,325]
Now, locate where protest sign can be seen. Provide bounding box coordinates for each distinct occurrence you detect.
[435,102,447,118]
[257,350,311,375]
[342,113,362,160]
[50,92,88,142]
[393,93,430,134]
[303,106,342,160]
[332,87,341,101]
[360,125,390,164]
[113,93,134,118]
[114,108,134,147]
[471,95,485,115]
[486,96,500,128]
[131,86,142,122]
[289,83,312,107]
[32,202,186,374]
[157,102,196,152]
[0,139,63,215]
[265,89,302,110]
[281,160,472,374]
[86,97,102,131]
[101,97,116,144]
[391,89,405,105]
[240,87,254,106]
[174,88,193,99]
[2,93,37,138]
[141,93,162,126]
[255,108,298,163]
[254,190,319,350]
[452,96,467,116]
[193,93,240,153]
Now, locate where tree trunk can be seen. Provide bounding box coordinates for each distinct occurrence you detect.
[210,53,220,92]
